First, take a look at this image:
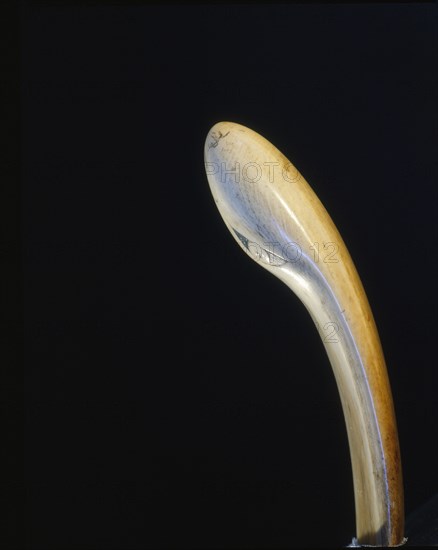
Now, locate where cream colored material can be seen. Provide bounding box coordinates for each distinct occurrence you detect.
[204,121,404,546]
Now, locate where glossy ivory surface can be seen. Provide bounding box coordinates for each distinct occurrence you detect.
[204,121,404,546]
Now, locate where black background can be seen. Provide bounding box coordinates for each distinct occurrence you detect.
[16,2,437,549]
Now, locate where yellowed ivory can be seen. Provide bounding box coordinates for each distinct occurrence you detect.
[204,121,404,546]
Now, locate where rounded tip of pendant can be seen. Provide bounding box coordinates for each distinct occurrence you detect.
[204,121,245,156]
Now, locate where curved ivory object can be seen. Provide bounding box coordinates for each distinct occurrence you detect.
[204,122,404,546]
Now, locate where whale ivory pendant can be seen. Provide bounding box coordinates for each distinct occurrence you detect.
[204,121,405,547]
